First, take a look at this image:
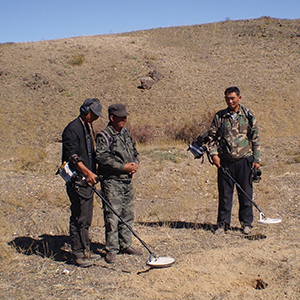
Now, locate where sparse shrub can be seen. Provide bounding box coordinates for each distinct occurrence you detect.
[69,54,85,66]
[124,54,137,60]
[294,155,300,163]
[141,148,187,163]
[14,146,49,173]
[128,123,154,144]
[165,111,214,142]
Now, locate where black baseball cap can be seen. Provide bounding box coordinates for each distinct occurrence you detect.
[80,98,103,117]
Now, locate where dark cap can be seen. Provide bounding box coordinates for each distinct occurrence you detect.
[108,103,130,117]
[80,98,103,117]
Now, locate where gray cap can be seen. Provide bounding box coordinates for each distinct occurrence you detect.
[80,98,103,117]
[108,103,130,117]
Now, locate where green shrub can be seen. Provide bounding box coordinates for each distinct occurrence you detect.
[69,54,85,66]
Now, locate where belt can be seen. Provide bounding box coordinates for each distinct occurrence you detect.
[117,179,132,184]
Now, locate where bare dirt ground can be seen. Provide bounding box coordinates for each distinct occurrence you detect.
[1,138,300,299]
[1,17,300,299]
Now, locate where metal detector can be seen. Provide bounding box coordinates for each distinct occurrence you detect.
[92,186,175,268]
[221,166,281,224]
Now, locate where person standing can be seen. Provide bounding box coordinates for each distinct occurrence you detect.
[208,87,261,235]
[62,98,103,267]
[95,103,142,263]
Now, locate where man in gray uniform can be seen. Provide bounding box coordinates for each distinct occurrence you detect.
[96,103,142,263]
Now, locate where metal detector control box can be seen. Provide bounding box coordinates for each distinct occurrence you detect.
[56,162,76,183]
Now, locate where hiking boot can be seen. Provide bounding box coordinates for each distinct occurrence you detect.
[85,250,101,260]
[215,227,226,235]
[105,252,117,263]
[243,226,252,235]
[76,257,93,268]
[121,247,143,256]
[90,252,101,260]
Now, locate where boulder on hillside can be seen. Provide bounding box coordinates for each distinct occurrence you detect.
[140,76,155,89]
[148,70,164,82]
[139,69,163,89]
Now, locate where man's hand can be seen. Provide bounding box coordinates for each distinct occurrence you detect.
[252,162,260,170]
[212,155,221,168]
[85,172,98,186]
[124,162,139,175]
[76,161,97,186]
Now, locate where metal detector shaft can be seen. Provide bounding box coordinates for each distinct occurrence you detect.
[92,186,154,256]
[221,166,264,215]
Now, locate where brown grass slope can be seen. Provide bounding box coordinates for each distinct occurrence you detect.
[1,17,300,299]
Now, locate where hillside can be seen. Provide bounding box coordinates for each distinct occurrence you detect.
[1,17,300,299]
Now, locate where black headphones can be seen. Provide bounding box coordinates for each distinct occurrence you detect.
[80,98,97,115]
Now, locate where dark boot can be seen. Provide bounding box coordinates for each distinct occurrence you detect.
[105,252,117,263]
[76,257,93,267]
[120,247,142,255]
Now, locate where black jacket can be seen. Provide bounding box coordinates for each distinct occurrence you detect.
[62,117,96,172]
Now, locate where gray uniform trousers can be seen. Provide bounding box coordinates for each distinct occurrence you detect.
[101,179,134,253]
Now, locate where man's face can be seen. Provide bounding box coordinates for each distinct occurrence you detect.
[85,111,99,123]
[225,92,241,112]
[110,115,127,131]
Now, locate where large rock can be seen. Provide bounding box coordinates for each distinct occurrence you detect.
[139,69,163,89]
[140,76,155,89]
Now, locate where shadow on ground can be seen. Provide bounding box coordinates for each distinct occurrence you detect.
[137,221,266,240]
[138,221,238,232]
[8,234,105,264]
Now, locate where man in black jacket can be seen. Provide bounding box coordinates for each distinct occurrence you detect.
[62,98,103,267]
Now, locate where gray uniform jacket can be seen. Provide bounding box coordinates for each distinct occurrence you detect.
[95,124,139,181]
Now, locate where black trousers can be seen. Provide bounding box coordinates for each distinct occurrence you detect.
[217,156,253,228]
[66,183,94,259]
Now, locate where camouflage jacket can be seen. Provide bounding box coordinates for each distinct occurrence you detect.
[208,105,261,163]
[95,124,139,180]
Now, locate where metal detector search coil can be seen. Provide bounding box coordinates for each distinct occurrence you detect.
[146,256,175,268]
[258,212,281,224]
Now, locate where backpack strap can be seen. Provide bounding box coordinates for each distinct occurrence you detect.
[216,109,227,137]
[98,129,113,148]
[240,105,254,141]
[217,106,253,132]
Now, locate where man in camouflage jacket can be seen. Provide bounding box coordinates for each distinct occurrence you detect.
[209,86,261,235]
[95,103,142,263]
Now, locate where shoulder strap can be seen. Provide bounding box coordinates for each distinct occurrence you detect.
[98,129,113,148]
[240,105,253,128]
[122,127,130,139]
[216,109,228,135]
[240,105,255,141]
[218,106,253,128]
